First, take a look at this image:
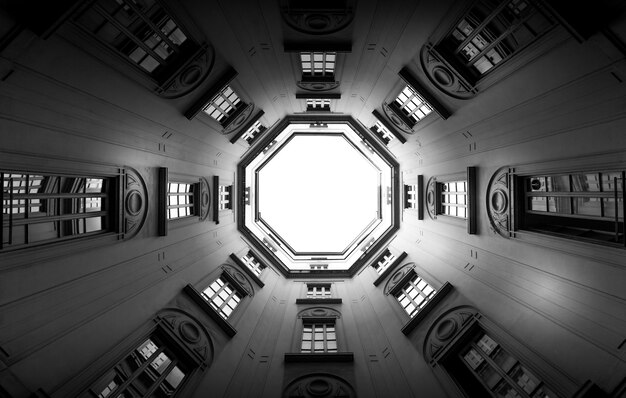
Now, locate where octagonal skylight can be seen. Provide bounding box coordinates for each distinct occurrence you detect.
[238,116,399,274]
[258,134,379,253]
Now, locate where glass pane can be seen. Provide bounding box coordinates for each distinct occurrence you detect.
[602,172,623,192]
[571,173,600,192]
[511,364,541,394]
[478,362,502,389]
[492,347,517,373]
[604,198,624,220]
[546,175,569,192]
[573,197,602,218]
[494,380,522,398]
[165,366,185,389]
[547,197,571,214]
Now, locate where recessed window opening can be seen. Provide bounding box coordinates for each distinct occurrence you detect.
[440,180,467,218]
[306,99,331,111]
[1,172,110,250]
[307,284,331,298]
[74,0,190,76]
[375,250,396,274]
[394,86,432,123]
[241,251,265,276]
[218,185,232,211]
[301,322,337,353]
[167,182,194,219]
[241,120,264,144]
[202,85,242,123]
[202,277,242,319]
[300,52,336,77]
[405,184,417,209]
[396,274,436,318]
[372,120,395,145]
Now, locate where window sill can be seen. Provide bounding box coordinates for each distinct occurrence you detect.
[284,352,354,363]
[401,282,453,336]
[184,284,237,338]
[295,298,342,304]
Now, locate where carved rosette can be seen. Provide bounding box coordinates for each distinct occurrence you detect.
[222,104,254,135]
[156,308,214,367]
[281,7,354,35]
[384,262,415,295]
[297,307,341,319]
[158,46,216,99]
[420,45,476,100]
[284,373,356,398]
[423,306,479,364]
[487,167,511,238]
[382,102,414,134]
[199,177,210,221]
[123,167,148,239]
[425,177,437,219]
[221,265,254,296]
[296,80,340,92]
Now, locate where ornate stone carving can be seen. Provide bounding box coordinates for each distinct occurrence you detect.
[158,46,216,99]
[123,167,148,239]
[221,265,254,296]
[420,45,477,100]
[425,177,437,220]
[384,262,415,295]
[223,104,254,135]
[487,167,511,238]
[199,177,210,221]
[296,80,340,92]
[156,308,214,367]
[423,306,479,364]
[284,373,356,398]
[298,307,341,319]
[382,102,414,134]
[281,6,354,35]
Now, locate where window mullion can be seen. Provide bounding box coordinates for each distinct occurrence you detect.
[115,345,166,396]
[143,358,180,397]
[121,0,181,54]
[93,4,168,64]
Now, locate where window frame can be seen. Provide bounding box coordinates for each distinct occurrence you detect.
[305,98,331,112]
[296,282,342,304]
[427,167,477,234]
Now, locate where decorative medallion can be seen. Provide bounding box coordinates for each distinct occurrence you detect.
[156,308,214,367]
[281,6,354,35]
[384,262,415,295]
[223,104,254,135]
[284,373,356,398]
[298,307,341,319]
[158,46,216,99]
[222,264,254,296]
[382,102,414,134]
[425,177,437,220]
[420,45,477,100]
[199,177,210,221]
[487,167,511,238]
[123,167,148,239]
[423,306,479,364]
[297,81,340,92]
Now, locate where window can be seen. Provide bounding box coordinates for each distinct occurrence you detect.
[436,0,556,83]
[300,52,336,78]
[372,120,396,145]
[167,182,195,219]
[241,120,265,145]
[374,249,396,274]
[241,251,266,276]
[218,185,232,211]
[306,99,331,112]
[395,273,436,318]
[391,85,433,126]
[519,171,624,245]
[1,172,112,251]
[201,276,243,319]
[310,264,328,270]
[307,283,331,298]
[301,321,337,353]
[404,184,417,209]
[459,331,561,398]
[202,85,245,126]
[439,180,468,218]
[81,335,190,398]
[73,0,197,82]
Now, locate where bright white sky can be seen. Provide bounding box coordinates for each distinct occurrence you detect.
[258,135,379,253]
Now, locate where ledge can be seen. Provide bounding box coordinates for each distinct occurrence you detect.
[373,252,408,287]
[184,284,237,338]
[284,352,354,363]
[401,282,453,336]
[296,298,342,304]
[230,253,265,288]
